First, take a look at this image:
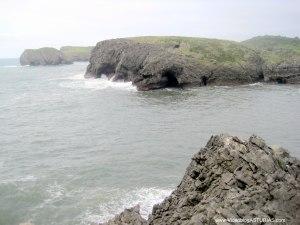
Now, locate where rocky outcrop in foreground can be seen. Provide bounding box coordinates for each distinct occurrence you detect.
[99,134,300,225]
[20,46,93,66]
[85,39,265,91]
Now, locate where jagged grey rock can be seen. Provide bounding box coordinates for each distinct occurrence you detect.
[99,205,147,225]
[99,134,300,225]
[85,39,264,90]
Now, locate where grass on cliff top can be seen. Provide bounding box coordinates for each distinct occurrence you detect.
[242,35,300,52]
[60,46,93,52]
[130,36,300,65]
[242,35,300,64]
[130,36,258,65]
[60,46,93,57]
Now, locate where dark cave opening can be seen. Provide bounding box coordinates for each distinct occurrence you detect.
[202,76,207,86]
[163,70,179,87]
[258,72,264,80]
[96,64,115,78]
[276,77,287,84]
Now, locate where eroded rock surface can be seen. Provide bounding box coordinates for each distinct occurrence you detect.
[85,39,264,90]
[99,205,147,225]
[264,65,300,84]
[99,134,300,225]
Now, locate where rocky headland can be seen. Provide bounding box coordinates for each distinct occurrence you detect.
[85,38,265,90]
[85,36,300,90]
[99,134,300,225]
[20,46,92,66]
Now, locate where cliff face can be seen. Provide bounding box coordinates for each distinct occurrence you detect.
[20,46,93,66]
[100,134,300,225]
[85,38,264,91]
[20,48,70,66]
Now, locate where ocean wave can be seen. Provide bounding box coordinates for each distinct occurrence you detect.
[82,187,172,224]
[16,175,38,182]
[67,74,85,80]
[248,82,264,86]
[59,74,137,91]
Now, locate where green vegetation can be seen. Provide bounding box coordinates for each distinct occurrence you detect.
[129,35,300,66]
[242,35,300,65]
[60,46,93,61]
[130,36,259,66]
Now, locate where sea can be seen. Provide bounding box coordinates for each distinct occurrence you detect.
[0,58,299,225]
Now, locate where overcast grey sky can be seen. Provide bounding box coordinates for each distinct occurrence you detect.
[0,0,299,58]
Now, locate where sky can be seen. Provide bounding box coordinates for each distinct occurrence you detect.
[0,0,299,58]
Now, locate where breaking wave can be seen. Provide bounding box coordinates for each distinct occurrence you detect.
[81,187,172,224]
[59,74,136,91]
[248,82,264,86]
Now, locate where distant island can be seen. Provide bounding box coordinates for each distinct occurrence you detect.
[19,46,93,66]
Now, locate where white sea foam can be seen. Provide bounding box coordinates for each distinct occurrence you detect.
[44,182,65,204]
[0,174,38,184]
[59,74,137,91]
[68,73,85,80]
[248,82,263,86]
[16,175,37,182]
[82,187,172,224]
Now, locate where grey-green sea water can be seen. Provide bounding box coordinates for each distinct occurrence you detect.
[0,59,299,225]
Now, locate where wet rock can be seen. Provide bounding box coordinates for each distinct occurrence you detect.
[101,134,299,225]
